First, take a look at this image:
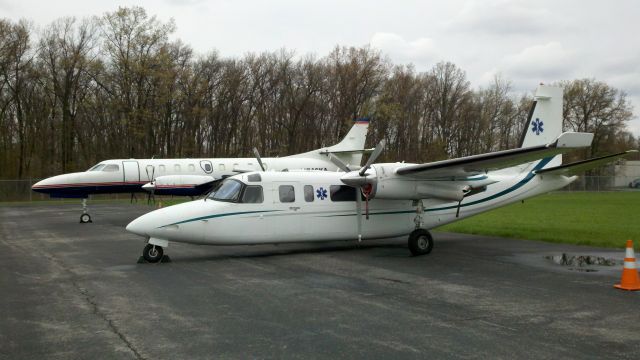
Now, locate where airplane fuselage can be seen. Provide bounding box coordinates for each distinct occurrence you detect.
[126,159,576,247]
[31,157,339,198]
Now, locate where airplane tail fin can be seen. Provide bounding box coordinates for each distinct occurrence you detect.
[287,118,371,167]
[520,84,564,167]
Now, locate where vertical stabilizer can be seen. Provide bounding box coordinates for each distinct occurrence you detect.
[287,118,370,167]
[520,85,564,166]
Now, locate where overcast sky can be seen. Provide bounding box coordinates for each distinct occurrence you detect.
[2,0,639,135]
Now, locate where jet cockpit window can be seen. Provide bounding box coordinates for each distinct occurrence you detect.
[209,179,243,202]
[88,164,105,171]
[241,185,263,203]
[102,164,120,172]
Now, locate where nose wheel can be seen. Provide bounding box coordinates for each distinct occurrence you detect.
[408,229,433,256]
[79,199,92,223]
[143,244,164,263]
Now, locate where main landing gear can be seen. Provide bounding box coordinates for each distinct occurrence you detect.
[80,199,92,223]
[408,229,434,256]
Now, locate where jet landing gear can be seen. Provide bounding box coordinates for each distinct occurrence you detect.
[408,229,434,256]
[80,199,92,223]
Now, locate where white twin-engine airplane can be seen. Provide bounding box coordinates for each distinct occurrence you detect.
[32,119,371,223]
[126,85,637,262]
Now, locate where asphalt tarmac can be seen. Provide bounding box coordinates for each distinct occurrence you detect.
[1,203,639,359]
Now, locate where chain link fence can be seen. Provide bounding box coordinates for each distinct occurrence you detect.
[2,176,640,203]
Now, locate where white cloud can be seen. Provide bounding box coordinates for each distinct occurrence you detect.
[448,0,561,35]
[370,32,438,68]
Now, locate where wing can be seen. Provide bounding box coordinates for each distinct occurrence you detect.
[535,150,638,176]
[395,132,594,179]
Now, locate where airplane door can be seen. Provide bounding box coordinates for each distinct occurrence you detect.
[200,160,213,174]
[122,161,140,182]
[270,182,302,241]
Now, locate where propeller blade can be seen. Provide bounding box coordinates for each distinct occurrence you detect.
[356,188,363,242]
[328,154,351,172]
[253,147,266,171]
[359,140,385,176]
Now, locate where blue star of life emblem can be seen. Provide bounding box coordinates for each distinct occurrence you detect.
[316,187,327,200]
[531,118,544,135]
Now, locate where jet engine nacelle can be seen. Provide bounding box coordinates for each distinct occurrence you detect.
[143,175,217,196]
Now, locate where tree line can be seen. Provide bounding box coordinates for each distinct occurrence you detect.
[0,6,636,179]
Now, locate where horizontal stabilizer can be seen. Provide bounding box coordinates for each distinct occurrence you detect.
[535,150,638,176]
[396,132,594,179]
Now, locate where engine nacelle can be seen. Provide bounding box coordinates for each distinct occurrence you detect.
[369,164,492,201]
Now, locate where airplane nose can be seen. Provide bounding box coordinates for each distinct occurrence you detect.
[126,217,150,237]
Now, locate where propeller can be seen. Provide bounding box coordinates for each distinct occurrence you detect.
[145,165,156,205]
[335,139,386,241]
[253,147,266,171]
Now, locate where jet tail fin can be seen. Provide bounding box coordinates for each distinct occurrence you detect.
[287,118,371,167]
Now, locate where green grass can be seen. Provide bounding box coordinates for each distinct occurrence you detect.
[437,191,640,248]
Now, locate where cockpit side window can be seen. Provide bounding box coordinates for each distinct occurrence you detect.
[88,164,106,171]
[102,164,120,172]
[241,185,263,203]
[209,179,243,202]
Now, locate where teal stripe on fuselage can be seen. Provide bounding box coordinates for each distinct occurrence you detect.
[426,157,554,212]
[159,210,281,228]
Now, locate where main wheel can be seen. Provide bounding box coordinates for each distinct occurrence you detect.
[143,244,164,263]
[80,213,92,223]
[408,229,434,256]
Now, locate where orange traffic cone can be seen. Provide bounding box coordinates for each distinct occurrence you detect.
[614,240,640,291]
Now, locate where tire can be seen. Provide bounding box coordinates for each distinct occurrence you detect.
[143,244,163,263]
[80,213,92,223]
[408,229,434,256]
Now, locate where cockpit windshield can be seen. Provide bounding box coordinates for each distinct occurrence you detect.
[88,164,106,171]
[207,179,263,203]
[208,179,243,202]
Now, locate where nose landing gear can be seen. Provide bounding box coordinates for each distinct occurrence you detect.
[142,243,164,263]
[80,199,92,223]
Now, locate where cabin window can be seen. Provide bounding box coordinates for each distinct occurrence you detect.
[159,165,166,173]
[204,163,212,172]
[174,164,181,172]
[218,164,225,171]
[247,174,261,182]
[210,179,243,202]
[88,164,105,171]
[188,164,196,172]
[330,185,357,202]
[304,185,314,202]
[241,185,264,203]
[102,164,120,172]
[279,185,295,203]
